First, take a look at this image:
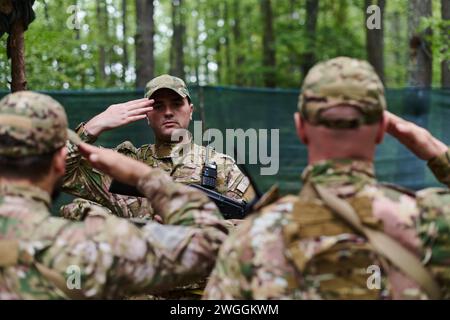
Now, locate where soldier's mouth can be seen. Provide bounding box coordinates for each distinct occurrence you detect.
[162,121,179,126]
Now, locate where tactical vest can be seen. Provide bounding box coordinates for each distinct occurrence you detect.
[282,182,441,299]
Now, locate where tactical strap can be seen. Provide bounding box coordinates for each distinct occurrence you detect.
[313,184,442,300]
[0,240,19,266]
[0,240,86,300]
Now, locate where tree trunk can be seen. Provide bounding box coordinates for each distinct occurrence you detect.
[10,20,27,92]
[213,3,222,84]
[135,0,155,88]
[408,0,432,88]
[224,2,232,85]
[97,0,106,81]
[244,2,257,86]
[392,10,403,85]
[260,0,276,88]
[232,0,244,85]
[192,4,200,85]
[43,0,50,24]
[442,0,450,88]
[301,0,319,80]
[75,0,81,40]
[201,3,210,84]
[287,0,299,80]
[122,0,129,84]
[365,0,385,83]
[170,0,185,79]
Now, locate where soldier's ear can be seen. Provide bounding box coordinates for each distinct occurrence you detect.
[294,112,308,145]
[53,147,68,177]
[189,104,194,120]
[375,113,387,144]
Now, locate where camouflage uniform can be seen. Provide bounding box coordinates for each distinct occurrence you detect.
[0,92,228,299]
[204,57,450,300]
[61,75,254,220]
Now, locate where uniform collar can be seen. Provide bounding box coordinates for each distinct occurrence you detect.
[0,182,51,209]
[301,158,375,184]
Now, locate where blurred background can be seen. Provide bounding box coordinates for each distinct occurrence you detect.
[0,0,448,89]
[0,0,449,212]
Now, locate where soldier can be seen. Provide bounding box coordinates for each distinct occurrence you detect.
[203,57,450,300]
[61,74,255,220]
[0,91,228,299]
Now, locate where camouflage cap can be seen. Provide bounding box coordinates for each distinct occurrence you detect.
[144,74,191,100]
[298,57,387,129]
[0,91,81,157]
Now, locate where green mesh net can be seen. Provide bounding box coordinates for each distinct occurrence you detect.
[1,87,449,214]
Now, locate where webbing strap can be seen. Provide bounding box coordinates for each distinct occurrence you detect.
[313,184,441,300]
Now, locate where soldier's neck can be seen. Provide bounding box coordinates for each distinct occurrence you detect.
[155,131,192,147]
[155,138,182,147]
[307,148,375,166]
[0,177,54,197]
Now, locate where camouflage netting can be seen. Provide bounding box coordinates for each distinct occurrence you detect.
[0,86,449,213]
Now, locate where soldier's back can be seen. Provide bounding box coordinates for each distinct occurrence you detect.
[204,159,450,299]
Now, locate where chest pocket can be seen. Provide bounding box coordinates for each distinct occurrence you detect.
[172,163,201,183]
[283,197,384,299]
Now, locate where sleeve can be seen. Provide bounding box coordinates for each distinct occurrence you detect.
[62,122,144,218]
[202,220,255,299]
[415,187,450,296]
[203,209,307,300]
[59,198,113,221]
[44,170,229,299]
[428,148,450,187]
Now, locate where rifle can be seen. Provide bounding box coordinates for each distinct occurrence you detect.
[108,146,276,220]
[108,179,250,220]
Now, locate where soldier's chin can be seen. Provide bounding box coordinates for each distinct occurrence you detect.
[51,177,64,202]
[159,128,179,142]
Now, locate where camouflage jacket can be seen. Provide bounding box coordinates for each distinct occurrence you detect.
[204,149,450,300]
[0,169,228,299]
[61,123,254,220]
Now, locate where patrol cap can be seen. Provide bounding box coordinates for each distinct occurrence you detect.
[298,57,387,129]
[144,74,191,101]
[0,91,81,157]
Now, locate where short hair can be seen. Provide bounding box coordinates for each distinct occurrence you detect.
[0,134,59,182]
[313,105,382,129]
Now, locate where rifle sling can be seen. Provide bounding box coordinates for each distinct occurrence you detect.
[313,184,441,300]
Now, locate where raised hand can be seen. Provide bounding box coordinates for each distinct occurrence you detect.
[84,98,153,137]
[385,111,448,161]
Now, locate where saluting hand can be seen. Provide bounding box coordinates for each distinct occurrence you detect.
[84,98,154,137]
[385,111,448,161]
